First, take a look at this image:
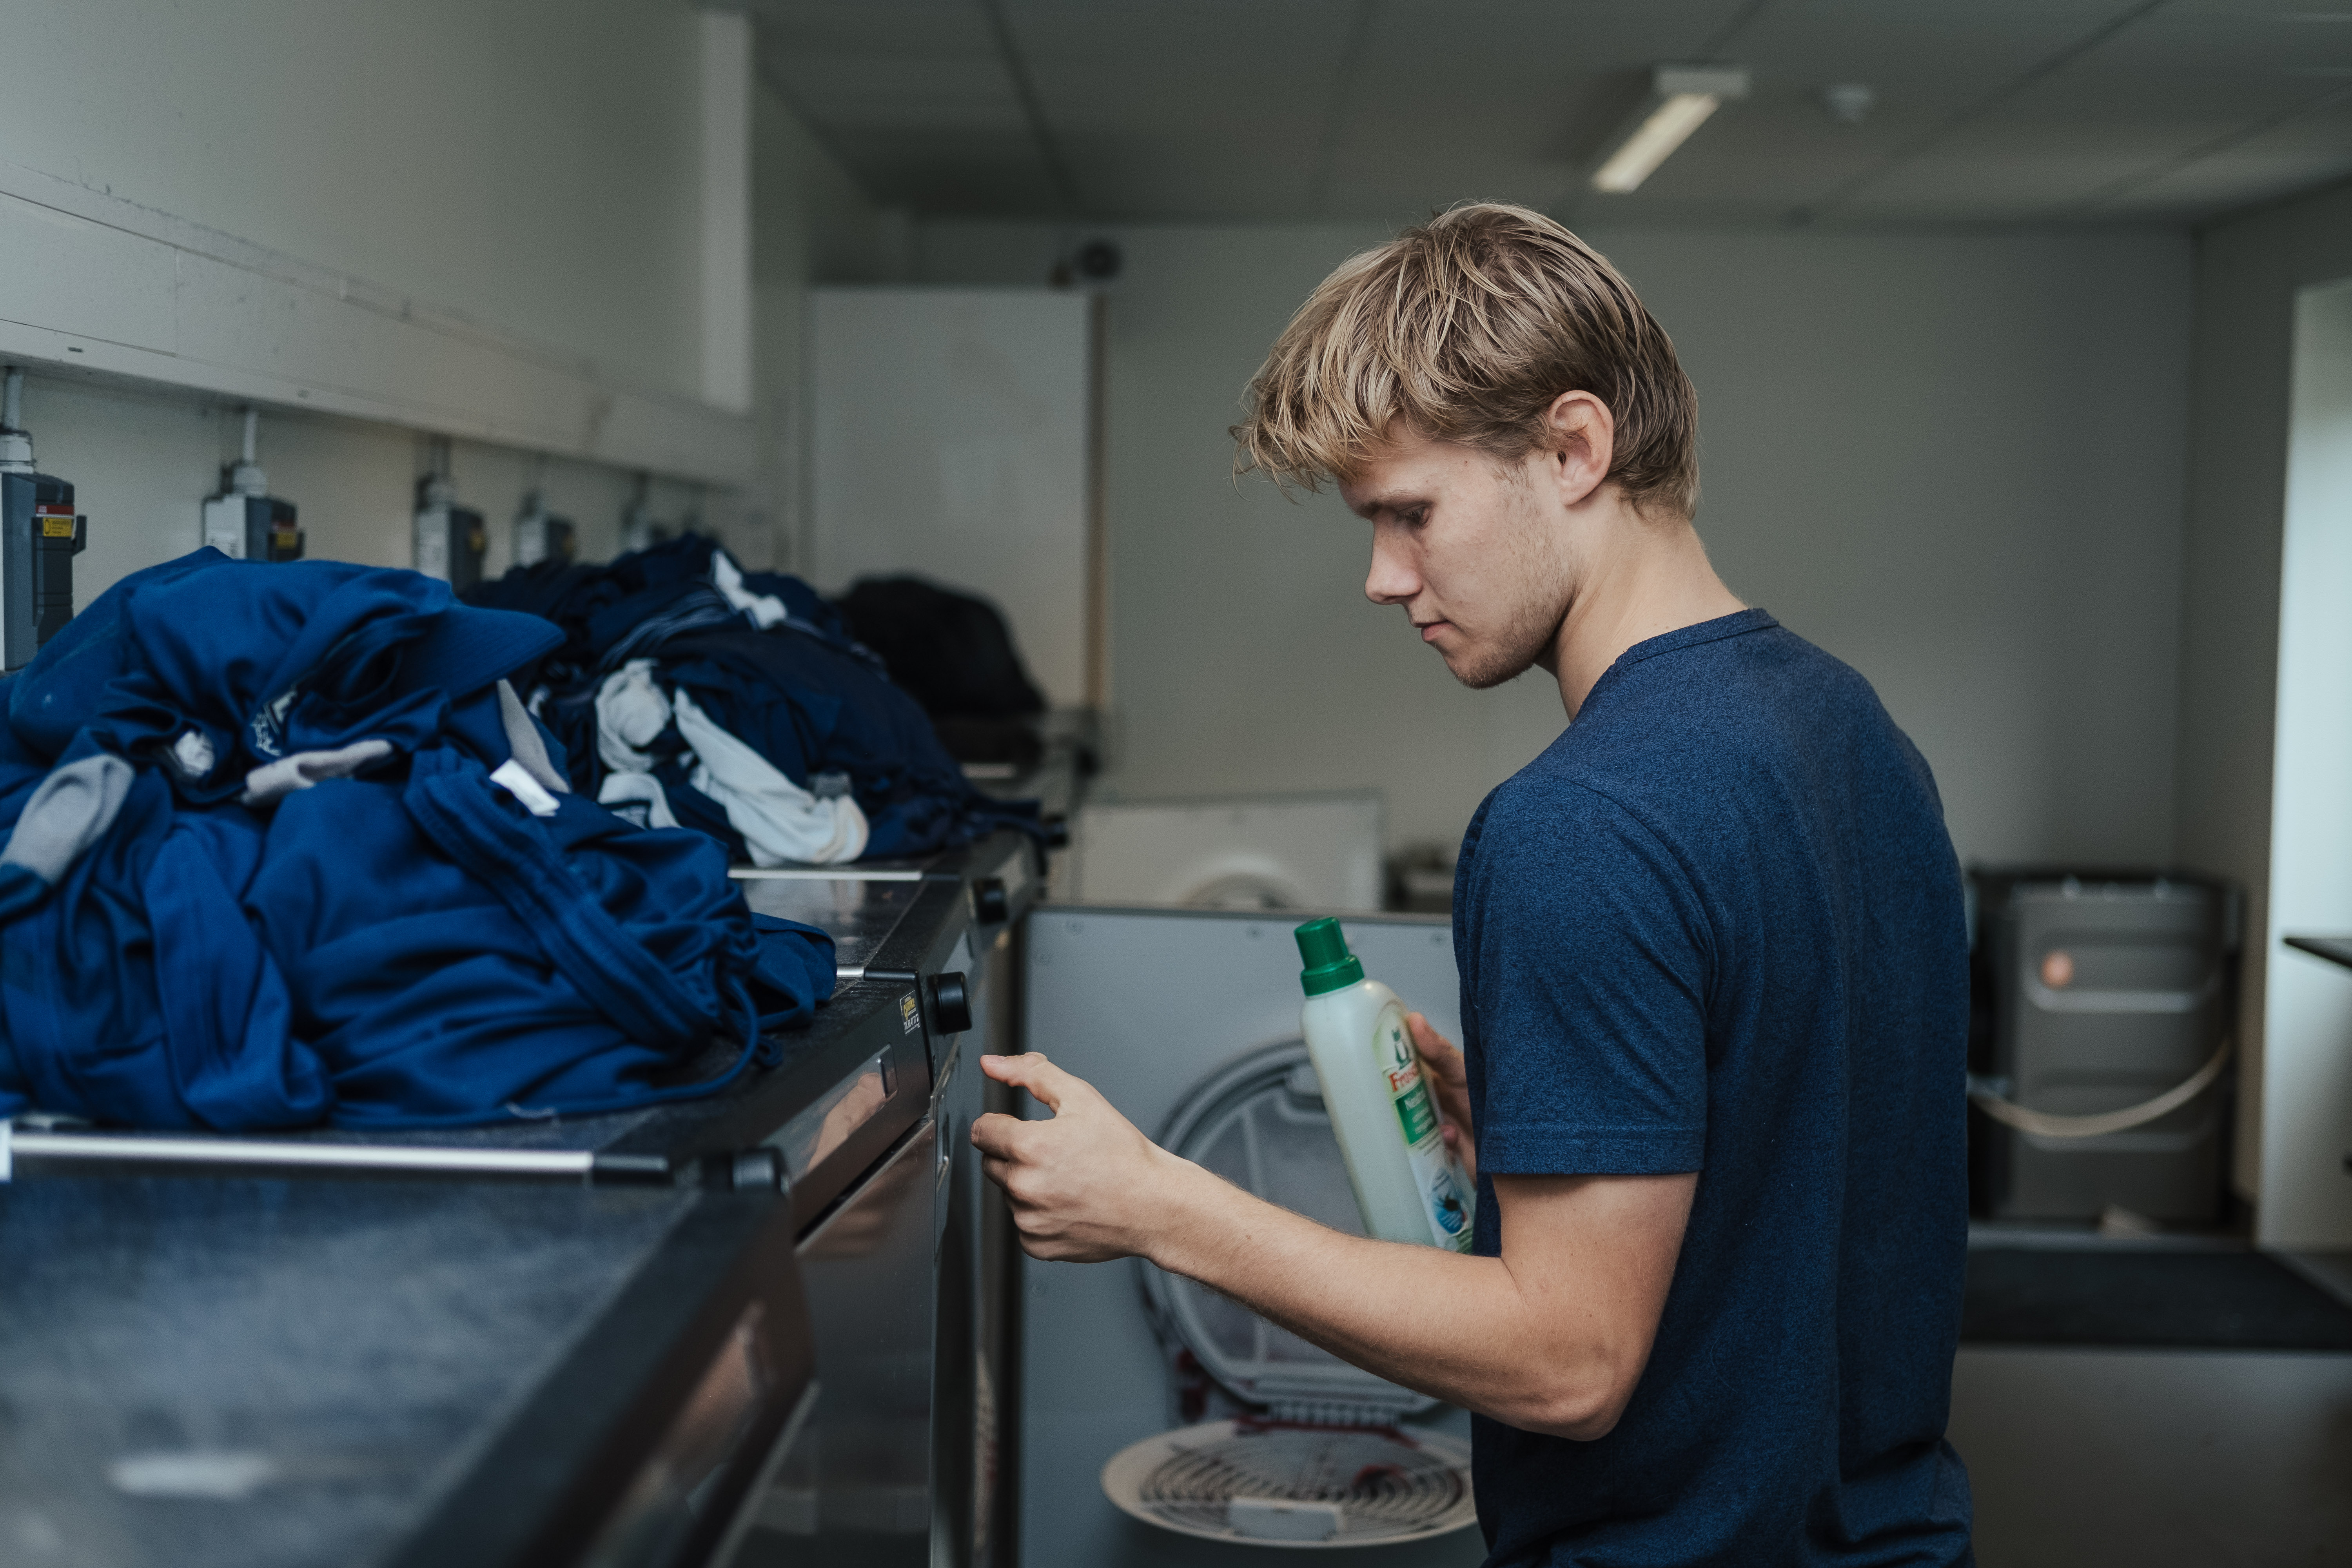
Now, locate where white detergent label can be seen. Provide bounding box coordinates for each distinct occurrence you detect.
[1374,1002,1473,1251]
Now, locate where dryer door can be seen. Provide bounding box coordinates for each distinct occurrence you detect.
[1143,1044,1434,1424]
[717,1118,940,1566]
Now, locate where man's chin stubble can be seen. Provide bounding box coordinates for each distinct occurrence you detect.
[1443,616,1560,691]
[1446,644,1543,691]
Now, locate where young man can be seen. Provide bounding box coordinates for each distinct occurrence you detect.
[971,203,1973,1566]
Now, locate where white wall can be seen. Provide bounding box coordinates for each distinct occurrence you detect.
[0,50,877,599]
[0,1,766,484]
[4,0,704,396]
[2259,279,2352,1249]
[748,83,884,570]
[2179,175,2352,1232]
[913,220,2194,870]
[807,289,1094,707]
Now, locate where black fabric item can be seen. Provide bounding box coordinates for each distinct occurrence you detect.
[1961,1247,2352,1350]
[834,577,1046,720]
[931,716,1044,771]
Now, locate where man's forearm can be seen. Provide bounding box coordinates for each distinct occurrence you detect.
[1144,1156,1639,1439]
[971,1050,1694,1441]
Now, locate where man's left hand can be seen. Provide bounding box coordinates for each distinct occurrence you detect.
[971,1052,1192,1263]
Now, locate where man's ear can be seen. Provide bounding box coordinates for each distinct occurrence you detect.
[1543,391,1615,509]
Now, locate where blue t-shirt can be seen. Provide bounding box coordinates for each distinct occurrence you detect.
[1455,610,1972,1567]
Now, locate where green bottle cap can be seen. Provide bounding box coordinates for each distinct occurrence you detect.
[1294,916,1364,996]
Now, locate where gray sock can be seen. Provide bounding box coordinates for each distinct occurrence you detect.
[498,679,572,796]
[2,754,136,885]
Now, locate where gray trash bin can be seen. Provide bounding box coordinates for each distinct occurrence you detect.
[1972,871,2238,1224]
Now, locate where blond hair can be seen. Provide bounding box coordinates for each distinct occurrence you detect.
[1232,203,1699,517]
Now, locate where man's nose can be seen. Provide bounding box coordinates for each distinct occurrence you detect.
[1364,527,1419,606]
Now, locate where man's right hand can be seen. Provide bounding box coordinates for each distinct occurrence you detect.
[1407,1013,1476,1185]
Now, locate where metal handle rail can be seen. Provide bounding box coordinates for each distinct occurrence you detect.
[0,969,956,1184]
[0,1122,610,1183]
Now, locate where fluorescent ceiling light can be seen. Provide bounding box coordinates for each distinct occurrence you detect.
[1592,94,1721,192]
[1590,64,1749,194]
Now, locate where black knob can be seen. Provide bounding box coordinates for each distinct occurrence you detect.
[1043,818,1071,849]
[707,1147,784,1193]
[927,971,973,1036]
[973,877,1009,924]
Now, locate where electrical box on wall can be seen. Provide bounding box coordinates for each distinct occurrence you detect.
[0,369,86,672]
[414,439,486,593]
[205,492,301,563]
[513,489,576,568]
[202,409,303,562]
[620,473,666,554]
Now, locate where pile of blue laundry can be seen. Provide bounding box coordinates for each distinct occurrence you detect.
[0,550,836,1132]
[468,536,1039,864]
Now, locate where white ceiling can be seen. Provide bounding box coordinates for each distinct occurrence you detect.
[744,0,2352,228]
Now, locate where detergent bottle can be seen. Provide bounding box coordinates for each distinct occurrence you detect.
[1294,918,1474,1252]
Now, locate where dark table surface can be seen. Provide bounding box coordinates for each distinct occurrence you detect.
[739,873,926,969]
[0,1176,701,1568]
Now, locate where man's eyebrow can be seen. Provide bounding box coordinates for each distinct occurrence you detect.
[1350,491,1426,519]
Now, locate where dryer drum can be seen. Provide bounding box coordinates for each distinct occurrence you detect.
[1141,1043,1434,1423]
[1111,1040,1479,1547]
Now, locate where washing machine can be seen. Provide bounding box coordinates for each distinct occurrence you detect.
[1065,794,1383,911]
[1015,906,1485,1568]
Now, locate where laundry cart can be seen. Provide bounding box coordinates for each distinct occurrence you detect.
[1016,906,1484,1568]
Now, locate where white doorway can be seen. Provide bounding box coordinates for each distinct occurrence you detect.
[2259,276,2352,1247]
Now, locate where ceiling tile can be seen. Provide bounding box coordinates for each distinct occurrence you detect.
[746,0,2352,227]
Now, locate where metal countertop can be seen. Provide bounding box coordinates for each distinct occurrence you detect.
[0,1177,701,1568]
